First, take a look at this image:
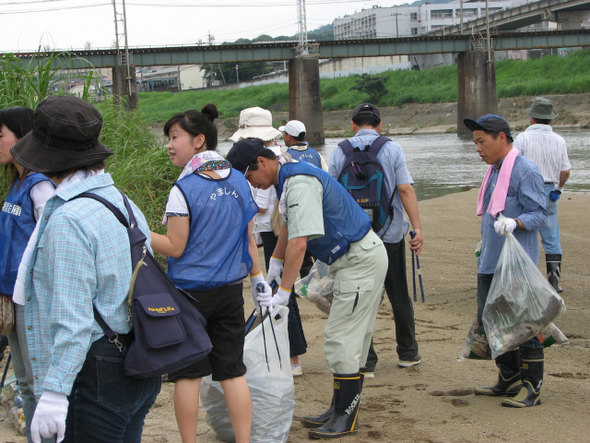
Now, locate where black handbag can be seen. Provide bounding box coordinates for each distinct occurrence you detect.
[74,192,212,379]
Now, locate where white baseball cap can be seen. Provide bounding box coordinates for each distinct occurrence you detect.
[278,120,306,138]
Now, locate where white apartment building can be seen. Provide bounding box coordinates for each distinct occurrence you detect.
[334,1,529,39]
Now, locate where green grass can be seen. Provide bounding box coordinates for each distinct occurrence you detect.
[0,52,177,234]
[138,48,590,125]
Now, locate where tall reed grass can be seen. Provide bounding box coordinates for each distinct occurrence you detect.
[0,52,177,232]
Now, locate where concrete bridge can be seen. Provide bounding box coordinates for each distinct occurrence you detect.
[5,27,590,141]
[428,0,590,36]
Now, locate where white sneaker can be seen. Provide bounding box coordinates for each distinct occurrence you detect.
[291,363,303,377]
[397,353,421,368]
[364,371,375,379]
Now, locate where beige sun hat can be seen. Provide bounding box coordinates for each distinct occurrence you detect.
[229,107,282,142]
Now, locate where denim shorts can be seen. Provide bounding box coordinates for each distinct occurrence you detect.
[63,335,161,443]
[167,283,246,382]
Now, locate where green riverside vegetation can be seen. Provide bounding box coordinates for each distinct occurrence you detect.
[138,48,590,124]
[0,52,176,233]
[2,48,590,233]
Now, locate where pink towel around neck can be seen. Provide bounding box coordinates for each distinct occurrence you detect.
[476,147,520,217]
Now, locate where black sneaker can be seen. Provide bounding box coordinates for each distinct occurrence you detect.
[397,353,421,368]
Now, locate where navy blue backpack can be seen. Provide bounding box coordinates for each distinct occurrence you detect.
[75,192,213,379]
[337,136,394,233]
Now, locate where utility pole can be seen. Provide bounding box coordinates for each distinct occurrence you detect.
[460,0,464,35]
[297,0,309,55]
[112,0,137,108]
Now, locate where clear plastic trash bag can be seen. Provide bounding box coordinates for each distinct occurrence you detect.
[458,316,491,361]
[200,305,296,443]
[294,260,333,314]
[482,233,566,359]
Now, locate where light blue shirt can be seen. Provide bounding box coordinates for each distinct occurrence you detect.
[25,173,151,395]
[478,154,547,274]
[328,128,413,243]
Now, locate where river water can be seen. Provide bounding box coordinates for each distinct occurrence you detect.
[218,128,589,201]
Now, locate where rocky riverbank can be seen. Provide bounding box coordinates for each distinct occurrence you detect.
[217,93,590,140]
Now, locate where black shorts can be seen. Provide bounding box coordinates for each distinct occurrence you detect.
[167,283,246,382]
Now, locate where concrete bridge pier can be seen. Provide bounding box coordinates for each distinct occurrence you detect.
[289,55,325,145]
[457,50,498,138]
[112,65,138,109]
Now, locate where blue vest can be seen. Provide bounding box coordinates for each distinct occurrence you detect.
[277,161,371,264]
[0,174,53,295]
[168,170,258,291]
[287,143,323,168]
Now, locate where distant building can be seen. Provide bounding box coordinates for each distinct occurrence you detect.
[138,65,205,92]
[333,1,529,39]
[332,0,566,69]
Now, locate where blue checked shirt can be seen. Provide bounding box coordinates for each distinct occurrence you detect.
[478,154,547,274]
[24,173,151,395]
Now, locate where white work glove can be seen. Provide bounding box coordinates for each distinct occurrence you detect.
[31,390,69,443]
[494,215,517,237]
[250,272,272,316]
[272,287,292,308]
[266,256,284,287]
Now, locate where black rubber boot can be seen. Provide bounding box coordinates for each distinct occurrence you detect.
[502,347,543,408]
[546,254,563,293]
[308,373,362,439]
[475,349,522,396]
[302,369,365,428]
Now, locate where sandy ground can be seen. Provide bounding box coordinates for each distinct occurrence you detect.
[0,188,588,443]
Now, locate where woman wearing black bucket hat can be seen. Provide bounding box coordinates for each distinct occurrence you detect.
[0,106,55,443]
[11,96,161,443]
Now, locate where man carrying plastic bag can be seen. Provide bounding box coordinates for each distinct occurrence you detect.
[464,114,548,408]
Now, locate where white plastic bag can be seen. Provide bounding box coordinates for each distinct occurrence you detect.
[482,233,566,359]
[200,305,296,443]
[294,260,334,314]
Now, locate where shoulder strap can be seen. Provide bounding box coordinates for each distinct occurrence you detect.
[337,139,355,157]
[71,191,137,349]
[367,136,391,156]
[74,191,134,228]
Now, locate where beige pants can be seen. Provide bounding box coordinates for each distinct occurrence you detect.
[324,230,388,374]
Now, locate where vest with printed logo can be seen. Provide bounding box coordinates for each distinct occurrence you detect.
[169,170,258,290]
[277,161,371,264]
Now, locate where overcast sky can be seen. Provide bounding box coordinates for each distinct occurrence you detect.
[0,0,406,52]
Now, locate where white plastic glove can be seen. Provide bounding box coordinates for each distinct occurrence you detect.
[250,272,272,316]
[266,256,284,287]
[272,287,292,308]
[31,390,68,443]
[494,215,517,237]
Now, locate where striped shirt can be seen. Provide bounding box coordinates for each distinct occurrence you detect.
[24,173,151,395]
[513,124,571,183]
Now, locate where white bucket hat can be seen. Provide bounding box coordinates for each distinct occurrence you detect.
[229,107,282,142]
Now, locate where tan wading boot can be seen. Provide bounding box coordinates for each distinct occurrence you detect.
[308,373,361,439]
[474,349,522,396]
[546,254,563,293]
[502,347,543,408]
[302,369,366,428]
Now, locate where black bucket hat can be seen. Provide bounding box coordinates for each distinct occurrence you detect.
[10,95,113,173]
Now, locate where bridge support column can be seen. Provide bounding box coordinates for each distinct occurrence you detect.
[457,50,497,137]
[112,65,138,109]
[289,55,324,145]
